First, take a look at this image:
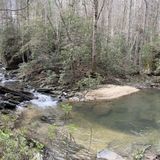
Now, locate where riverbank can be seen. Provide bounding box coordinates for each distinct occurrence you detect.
[69,84,140,102]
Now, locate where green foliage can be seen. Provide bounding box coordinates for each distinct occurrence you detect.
[77,73,103,90]
[60,103,73,121]
[0,114,16,132]
[0,129,44,160]
[28,22,57,61]
[66,124,77,134]
[100,35,133,75]
[141,39,160,72]
[133,149,145,160]
[59,14,92,84]
[141,43,154,70]
[47,125,57,141]
[0,114,44,160]
[61,103,73,115]
[0,23,21,60]
[32,139,44,151]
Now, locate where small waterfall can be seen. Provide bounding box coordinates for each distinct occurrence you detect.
[0,67,6,82]
[0,73,5,81]
[0,65,57,109]
[30,92,57,108]
[0,67,19,86]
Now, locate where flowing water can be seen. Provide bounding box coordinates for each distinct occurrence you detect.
[30,91,57,108]
[0,66,57,109]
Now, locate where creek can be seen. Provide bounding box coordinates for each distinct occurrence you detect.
[1,65,160,156]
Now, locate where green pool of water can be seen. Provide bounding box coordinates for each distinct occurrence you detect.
[72,89,160,151]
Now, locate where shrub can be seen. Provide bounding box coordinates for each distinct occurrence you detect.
[77,73,103,90]
[99,35,135,75]
[141,39,160,73]
[0,129,44,160]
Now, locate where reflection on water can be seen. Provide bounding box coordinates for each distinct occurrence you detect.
[72,89,160,151]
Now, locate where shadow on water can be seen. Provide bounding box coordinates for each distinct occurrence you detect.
[73,89,160,135]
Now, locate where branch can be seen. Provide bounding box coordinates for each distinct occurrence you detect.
[97,0,105,20]
[55,0,72,42]
[0,0,30,12]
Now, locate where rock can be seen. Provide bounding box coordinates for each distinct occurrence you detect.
[154,69,160,76]
[97,149,124,160]
[0,101,16,110]
[68,97,80,102]
[65,92,75,99]
[50,90,62,96]
[40,115,56,124]
[43,137,95,160]
[0,85,35,102]
[37,88,53,94]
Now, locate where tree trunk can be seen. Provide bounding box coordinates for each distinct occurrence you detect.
[143,0,148,43]
[127,0,132,44]
[91,0,98,72]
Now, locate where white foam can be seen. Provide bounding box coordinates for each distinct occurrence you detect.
[0,73,5,81]
[30,92,57,108]
[0,68,57,109]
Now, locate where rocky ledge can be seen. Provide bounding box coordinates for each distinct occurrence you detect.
[0,85,35,111]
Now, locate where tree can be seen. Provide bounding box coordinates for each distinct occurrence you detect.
[91,0,105,72]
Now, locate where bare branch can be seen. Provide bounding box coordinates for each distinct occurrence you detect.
[55,0,72,42]
[0,0,30,12]
[97,0,105,20]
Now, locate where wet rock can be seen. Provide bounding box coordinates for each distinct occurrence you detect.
[0,86,35,102]
[37,88,53,94]
[0,101,16,110]
[97,149,124,160]
[8,99,20,105]
[40,115,56,124]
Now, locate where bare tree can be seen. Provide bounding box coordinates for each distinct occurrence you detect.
[91,0,105,72]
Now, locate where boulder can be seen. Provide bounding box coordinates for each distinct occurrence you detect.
[97,149,124,160]
[40,115,56,124]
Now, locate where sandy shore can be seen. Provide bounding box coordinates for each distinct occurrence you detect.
[69,85,140,102]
